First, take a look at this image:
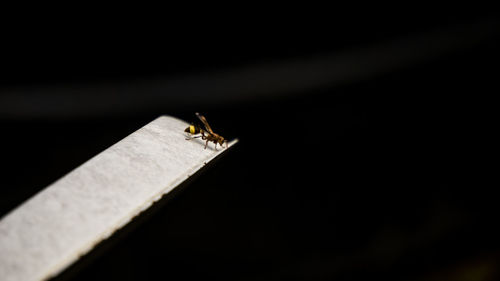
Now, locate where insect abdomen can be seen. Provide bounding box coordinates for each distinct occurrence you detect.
[184,125,201,135]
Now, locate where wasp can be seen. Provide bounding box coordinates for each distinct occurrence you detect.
[184,112,227,149]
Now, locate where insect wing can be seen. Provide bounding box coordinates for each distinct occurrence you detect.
[196,112,214,134]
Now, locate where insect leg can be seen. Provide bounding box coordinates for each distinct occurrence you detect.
[185,134,203,140]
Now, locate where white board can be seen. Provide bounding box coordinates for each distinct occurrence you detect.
[0,115,237,281]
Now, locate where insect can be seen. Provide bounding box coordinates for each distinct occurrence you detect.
[184,112,227,150]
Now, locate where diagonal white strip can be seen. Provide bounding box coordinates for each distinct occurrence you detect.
[0,116,237,281]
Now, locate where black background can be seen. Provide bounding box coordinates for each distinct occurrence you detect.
[1,10,499,281]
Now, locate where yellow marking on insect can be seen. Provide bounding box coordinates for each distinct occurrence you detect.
[189,125,196,134]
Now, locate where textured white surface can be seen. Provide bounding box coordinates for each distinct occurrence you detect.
[0,115,237,281]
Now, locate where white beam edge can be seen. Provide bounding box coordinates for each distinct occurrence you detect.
[0,115,238,281]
